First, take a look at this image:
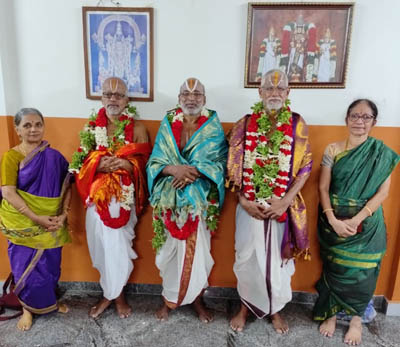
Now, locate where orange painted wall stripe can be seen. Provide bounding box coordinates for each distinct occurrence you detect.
[0,116,399,299]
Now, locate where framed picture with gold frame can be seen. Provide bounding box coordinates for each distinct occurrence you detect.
[244,2,354,88]
[82,6,154,101]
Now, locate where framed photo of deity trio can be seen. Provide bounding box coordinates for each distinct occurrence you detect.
[244,2,354,88]
[82,7,154,101]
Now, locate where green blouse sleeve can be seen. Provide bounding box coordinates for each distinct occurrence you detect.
[1,149,25,186]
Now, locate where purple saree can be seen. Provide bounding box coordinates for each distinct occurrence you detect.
[0,141,70,314]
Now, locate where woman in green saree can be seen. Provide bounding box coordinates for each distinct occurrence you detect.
[313,99,399,345]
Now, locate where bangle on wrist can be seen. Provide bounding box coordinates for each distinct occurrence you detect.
[363,205,372,217]
[322,208,334,214]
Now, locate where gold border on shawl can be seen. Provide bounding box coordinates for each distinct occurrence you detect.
[176,230,198,307]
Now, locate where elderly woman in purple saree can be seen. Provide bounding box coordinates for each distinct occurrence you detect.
[0,108,71,331]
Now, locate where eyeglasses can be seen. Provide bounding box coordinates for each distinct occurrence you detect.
[102,92,126,100]
[179,91,204,99]
[261,87,288,93]
[348,113,375,123]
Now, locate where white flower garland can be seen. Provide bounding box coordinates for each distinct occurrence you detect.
[242,108,293,207]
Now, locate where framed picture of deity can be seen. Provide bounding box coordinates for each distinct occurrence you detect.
[244,3,354,88]
[82,7,154,101]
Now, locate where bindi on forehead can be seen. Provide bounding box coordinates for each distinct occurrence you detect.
[185,79,199,92]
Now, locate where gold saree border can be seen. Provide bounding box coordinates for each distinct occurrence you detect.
[14,249,44,295]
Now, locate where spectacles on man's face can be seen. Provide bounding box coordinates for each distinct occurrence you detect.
[261,86,288,94]
[348,113,375,123]
[179,91,204,99]
[102,92,126,100]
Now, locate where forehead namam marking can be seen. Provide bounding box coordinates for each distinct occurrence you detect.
[185,78,199,92]
[109,78,119,92]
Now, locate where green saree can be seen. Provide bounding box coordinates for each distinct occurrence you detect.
[313,137,399,320]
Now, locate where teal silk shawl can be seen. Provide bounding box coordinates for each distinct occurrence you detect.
[146,110,227,220]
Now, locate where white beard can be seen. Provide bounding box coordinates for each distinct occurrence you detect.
[106,105,123,116]
[265,99,283,112]
[181,104,202,116]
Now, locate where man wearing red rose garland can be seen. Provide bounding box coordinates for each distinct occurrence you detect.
[147,78,227,322]
[69,77,151,319]
[226,69,312,334]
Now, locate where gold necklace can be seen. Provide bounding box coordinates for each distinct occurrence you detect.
[18,143,29,156]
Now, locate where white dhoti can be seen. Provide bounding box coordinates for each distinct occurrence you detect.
[86,198,138,300]
[156,217,214,307]
[234,204,295,318]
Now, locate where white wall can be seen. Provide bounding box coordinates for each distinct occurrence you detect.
[0,0,21,114]
[1,0,399,126]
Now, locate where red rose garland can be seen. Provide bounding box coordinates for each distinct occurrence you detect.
[163,210,200,240]
[243,101,293,222]
[169,107,210,150]
[154,107,218,242]
[69,106,138,229]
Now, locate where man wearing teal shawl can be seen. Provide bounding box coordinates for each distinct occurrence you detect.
[147,78,227,322]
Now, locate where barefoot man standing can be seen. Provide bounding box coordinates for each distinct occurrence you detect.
[71,77,151,319]
[226,69,312,333]
[147,78,227,323]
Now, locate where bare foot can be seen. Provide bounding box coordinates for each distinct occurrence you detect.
[344,316,362,345]
[271,312,289,334]
[17,308,32,331]
[319,315,336,337]
[230,303,248,332]
[155,303,170,321]
[58,303,69,313]
[89,297,112,319]
[193,296,213,323]
[115,292,132,319]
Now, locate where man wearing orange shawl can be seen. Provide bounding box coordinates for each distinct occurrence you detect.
[70,77,151,319]
[227,69,312,334]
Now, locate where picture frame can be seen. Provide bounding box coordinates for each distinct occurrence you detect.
[82,6,154,101]
[244,2,354,88]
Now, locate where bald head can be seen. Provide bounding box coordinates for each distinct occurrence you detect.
[178,77,206,116]
[101,77,129,119]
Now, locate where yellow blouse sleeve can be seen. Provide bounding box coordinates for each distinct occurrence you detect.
[0,150,25,186]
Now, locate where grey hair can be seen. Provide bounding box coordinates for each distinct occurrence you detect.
[261,69,289,89]
[14,108,44,126]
